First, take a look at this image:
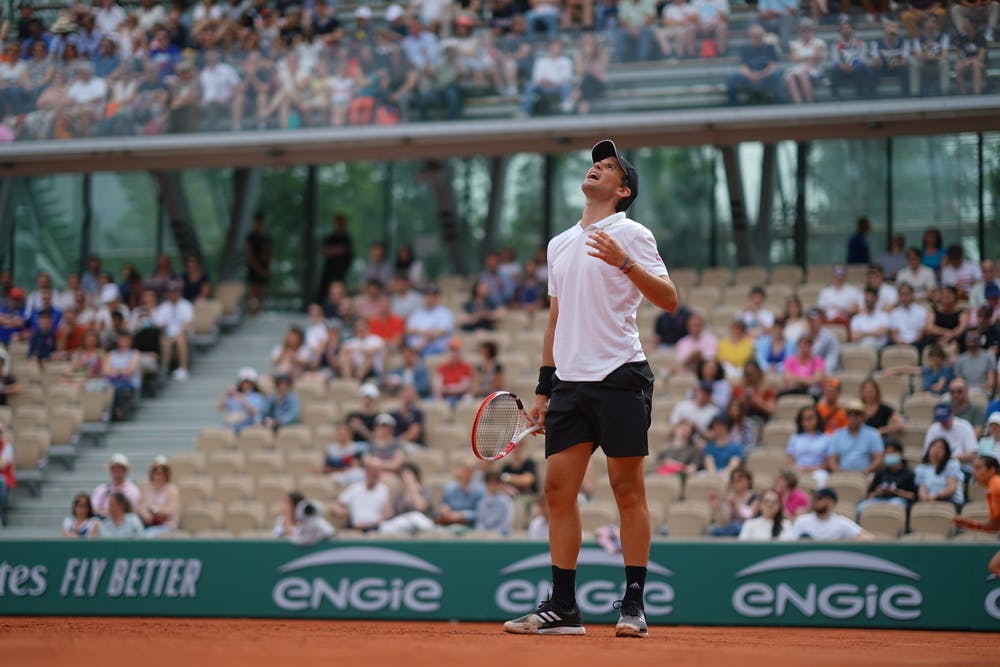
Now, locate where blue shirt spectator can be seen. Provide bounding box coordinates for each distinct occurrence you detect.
[702,439,744,471]
[439,475,485,524]
[828,404,884,472]
[27,321,57,362]
[474,474,514,535]
[264,384,301,429]
[786,431,831,468]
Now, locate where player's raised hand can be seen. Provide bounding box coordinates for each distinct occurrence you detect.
[585,230,628,268]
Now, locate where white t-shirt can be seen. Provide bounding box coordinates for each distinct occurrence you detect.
[338,481,390,527]
[662,4,697,25]
[817,284,863,319]
[789,512,863,540]
[95,5,127,34]
[193,3,225,22]
[850,309,890,346]
[889,302,928,344]
[895,265,937,298]
[873,283,898,311]
[670,399,719,434]
[154,299,194,338]
[738,517,792,541]
[200,63,241,104]
[531,54,573,86]
[343,334,387,372]
[923,418,978,458]
[940,261,982,291]
[69,77,109,106]
[548,212,667,381]
[305,322,328,353]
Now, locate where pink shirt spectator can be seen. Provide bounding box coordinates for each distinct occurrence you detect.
[783,353,825,383]
[674,332,719,366]
[781,487,810,517]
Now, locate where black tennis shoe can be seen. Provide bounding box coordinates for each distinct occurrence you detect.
[503,597,586,635]
[614,599,648,638]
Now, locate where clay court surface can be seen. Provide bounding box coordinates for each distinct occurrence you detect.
[3,618,997,667]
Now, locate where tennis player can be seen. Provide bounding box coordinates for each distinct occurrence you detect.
[953,454,1000,577]
[504,140,678,638]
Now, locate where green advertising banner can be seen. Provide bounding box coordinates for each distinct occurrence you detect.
[0,540,998,630]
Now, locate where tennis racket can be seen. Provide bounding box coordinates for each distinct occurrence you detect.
[470,391,542,462]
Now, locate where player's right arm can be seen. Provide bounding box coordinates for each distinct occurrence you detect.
[529,297,558,428]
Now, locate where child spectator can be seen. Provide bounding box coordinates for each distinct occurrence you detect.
[709,467,756,536]
[702,416,744,478]
[475,470,515,536]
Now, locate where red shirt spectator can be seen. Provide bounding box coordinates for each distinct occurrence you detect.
[433,339,473,403]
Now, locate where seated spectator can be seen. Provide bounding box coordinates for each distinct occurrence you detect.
[514,259,548,314]
[405,285,454,357]
[673,313,718,371]
[970,260,1000,311]
[709,467,756,536]
[389,385,425,446]
[859,378,905,440]
[830,22,871,99]
[154,281,193,381]
[394,245,426,292]
[922,343,955,394]
[656,420,701,475]
[103,332,141,421]
[27,311,57,364]
[916,437,965,509]
[499,445,539,496]
[786,405,832,487]
[941,244,983,294]
[702,416,744,477]
[784,19,827,104]
[270,325,314,379]
[473,340,505,398]
[92,491,145,538]
[980,412,1000,455]
[726,25,783,106]
[378,463,436,534]
[272,491,305,539]
[217,367,268,433]
[384,345,432,399]
[696,358,730,409]
[783,296,808,348]
[726,398,757,454]
[730,360,776,423]
[653,303,691,348]
[738,488,792,541]
[334,460,392,532]
[671,381,720,437]
[565,31,607,115]
[816,378,848,435]
[850,287,890,346]
[460,279,505,332]
[855,441,917,518]
[889,283,927,345]
[775,469,811,518]
[654,0,698,60]
[817,265,862,326]
[305,307,330,362]
[0,352,19,408]
[780,336,826,398]
[340,318,387,382]
[528,498,550,539]
[827,399,885,474]
[323,423,367,480]
[901,0,949,40]
[923,402,979,467]
[870,22,912,97]
[0,288,26,346]
[520,39,573,116]
[136,457,180,536]
[291,497,336,546]
[922,286,968,355]
[475,470,515,535]
[896,246,938,299]
[877,234,909,280]
[62,493,99,538]
[91,453,141,517]
[66,62,108,137]
[806,308,841,373]
[614,0,658,63]
[369,296,406,351]
[757,0,798,48]
[494,14,535,98]
[363,413,407,475]
[949,376,986,438]
[181,255,212,303]
[68,330,105,381]
[788,488,874,540]
[262,374,301,430]
[526,0,563,38]
[956,332,996,397]
[0,422,12,526]
[692,0,729,55]
[755,316,791,374]
[346,383,381,442]
[437,460,485,527]
[433,338,473,404]
[56,309,88,356]
[416,44,464,121]
[951,0,997,43]
[718,320,755,378]
[910,14,950,96]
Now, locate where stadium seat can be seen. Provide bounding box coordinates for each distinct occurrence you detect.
[708,306,740,333]
[419,400,452,426]
[255,474,296,505]
[899,422,928,454]
[300,402,340,429]
[80,384,113,443]
[668,268,698,289]
[967,482,986,504]
[666,501,711,537]
[225,500,267,533]
[12,405,48,433]
[286,450,322,476]
[47,405,82,469]
[839,346,878,375]
[214,474,256,503]
[699,268,733,288]
[246,450,285,476]
[952,530,997,543]
[170,451,206,478]
[683,475,725,502]
[666,373,696,399]
[774,394,814,422]
[721,289,749,308]
[46,382,82,406]
[685,285,723,309]
[734,266,768,288]
[827,472,869,507]
[769,265,804,286]
[236,425,276,453]
[214,281,245,329]
[899,532,947,542]
[760,419,796,449]
[190,299,223,349]
[327,378,362,402]
[794,283,824,309]
[877,374,911,410]
[962,501,989,522]
[426,422,469,449]
[747,448,786,477]
[408,448,448,475]
[180,501,224,532]
[154,530,193,539]
[880,345,919,370]
[197,427,236,454]
[909,502,956,537]
[579,501,618,532]
[903,392,942,423]
[12,428,49,496]
[176,476,214,505]
[805,264,834,284]
[295,381,329,404]
[205,450,246,477]
[859,502,906,539]
[275,424,313,451]
[836,372,868,399]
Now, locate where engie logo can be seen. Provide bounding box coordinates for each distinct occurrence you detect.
[985,575,1000,621]
[732,551,923,621]
[272,547,443,613]
[495,549,675,617]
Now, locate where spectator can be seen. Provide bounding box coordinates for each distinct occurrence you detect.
[416,44,465,121]
[270,325,314,379]
[102,332,141,421]
[0,287,26,346]
[62,493,99,538]
[385,345,432,399]
[860,378,905,440]
[262,374,301,430]
[136,457,180,536]
[363,413,407,475]
[784,18,827,104]
[391,385,426,446]
[389,274,424,321]
[922,402,978,466]
[916,437,965,509]
[730,359,776,422]
[323,423,368,478]
[392,245,425,291]
[290,497,336,546]
[948,375,988,435]
[816,378,848,435]
[692,0,729,55]
[66,61,108,137]
[378,462,436,534]
[0,421,11,526]
[789,488,874,540]
[726,398,757,454]
[826,399,885,474]
[520,39,573,116]
[888,282,927,345]
[501,444,539,496]
[217,367,268,432]
[758,0,799,48]
[198,48,240,129]
[475,470,515,535]
[472,340,505,398]
[855,441,917,518]
[775,469,811,518]
[979,413,1000,456]
[615,0,658,63]
[940,244,982,294]
[817,265,862,326]
[726,25,783,105]
[702,416,744,478]
[361,242,395,287]
[696,358,730,409]
[781,336,827,398]
[0,352,19,407]
[910,14,950,97]
[922,343,955,394]
[865,264,898,312]
[514,259,548,314]
[525,0,563,38]
[528,497,550,539]
[922,285,967,354]
[830,22,871,99]
[26,311,57,364]
[181,255,212,303]
[850,287,890,346]
[93,491,145,538]
[368,295,407,351]
[673,312,718,371]
[460,279,505,332]
[561,30,607,115]
[877,234,909,280]
[671,380,720,437]
[68,330,105,381]
[494,14,535,98]
[657,420,702,476]
[346,383,381,442]
[432,338,473,404]
[304,304,330,361]
[405,285,454,356]
[755,316,791,374]
[738,488,792,541]
[870,22,912,97]
[317,214,353,302]
[437,460,485,526]
[740,286,775,336]
[952,0,998,43]
[334,460,392,532]
[897,246,938,299]
[272,491,305,539]
[653,303,691,348]
[786,405,832,487]
[709,467,755,536]
[901,0,949,40]
[340,317,387,381]
[955,335,996,398]
[154,281,193,380]
[969,259,999,311]
[244,212,272,314]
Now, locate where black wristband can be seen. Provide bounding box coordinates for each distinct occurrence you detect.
[536,365,556,397]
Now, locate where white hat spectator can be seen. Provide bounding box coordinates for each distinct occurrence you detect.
[375,413,397,427]
[101,282,120,304]
[386,4,404,21]
[109,453,129,468]
[988,413,1000,427]
[237,367,258,383]
[360,383,380,399]
[355,6,372,19]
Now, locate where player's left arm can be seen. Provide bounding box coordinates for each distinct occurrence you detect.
[585,228,678,312]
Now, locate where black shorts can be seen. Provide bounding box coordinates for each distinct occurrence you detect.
[544,361,654,459]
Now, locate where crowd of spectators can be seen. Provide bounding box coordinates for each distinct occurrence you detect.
[0,0,994,141]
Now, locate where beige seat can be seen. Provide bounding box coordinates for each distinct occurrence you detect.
[795,283,824,309]
[225,500,267,533]
[426,422,469,449]
[180,501,225,532]
[80,384,113,442]
[909,501,956,537]
[880,344,919,370]
[578,501,618,532]
[286,450,322,476]
[960,501,989,522]
[256,474,297,505]
[734,266,769,288]
[805,264,834,284]
[774,395,815,422]
[668,268,698,289]
[190,299,223,347]
[420,400,453,426]
[13,405,48,434]
[215,281,246,323]
[205,450,246,477]
[903,392,943,423]
[899,532,947,542]
[840,346,878,375]
[644,475,683,512]
[747,448,786,477]
[301,402,339,429]
[967,481,987,503]
[176,476,214,505]
[666,501,711,537]
[685,285,723,309]
[246,450,285,476]
[296,474,339,503]
[214,474,256,503]
[952,530,998,542]
[859,502,906,539]
[170,451,206,478]
[236,425,275,453]
[197,427,236,454]
[760,419,796,449]
[699,268,733,288]
[47,406,82,469]
[683,475,725,502]
[46,382,82,406]
[827,472,869,507]
[12,428,50,494]
[295,381,328,404]
[769,265,804,286]
[276,424,313,451]
[899,423,928,453]
[154,530,193,539]
[408,448,448,475]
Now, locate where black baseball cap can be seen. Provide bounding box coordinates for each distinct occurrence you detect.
[591,139,638,212]
[815,488,838,503]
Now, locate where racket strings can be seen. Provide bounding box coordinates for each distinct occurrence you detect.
[474,394,523,459]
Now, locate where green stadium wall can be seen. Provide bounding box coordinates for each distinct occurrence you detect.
[1,540,998,630]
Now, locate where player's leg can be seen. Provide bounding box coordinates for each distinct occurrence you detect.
[607,456,651,638]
